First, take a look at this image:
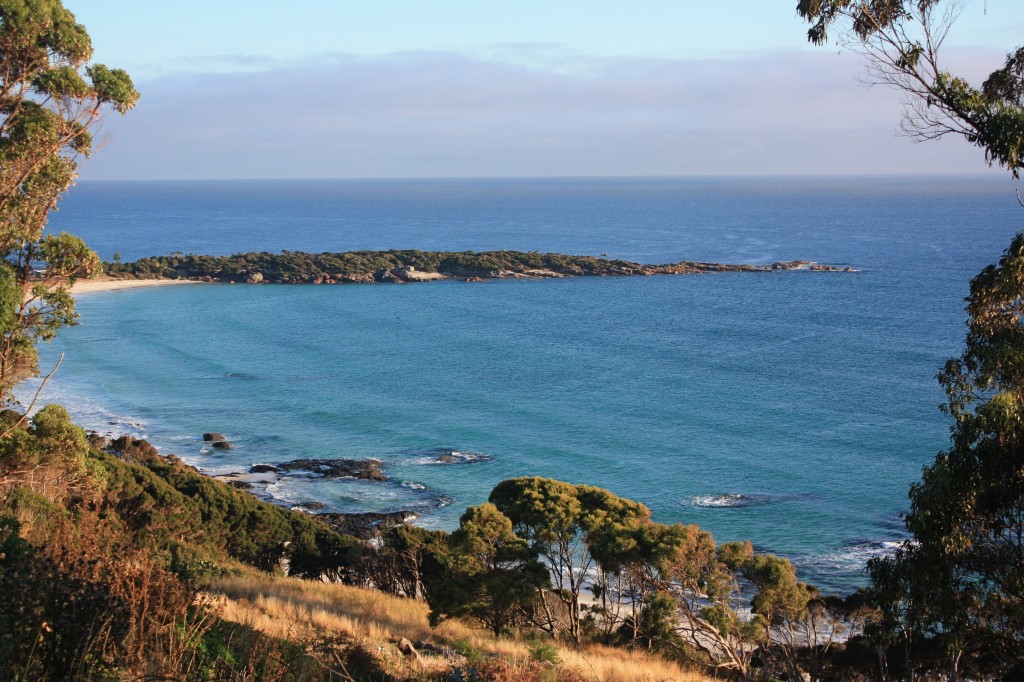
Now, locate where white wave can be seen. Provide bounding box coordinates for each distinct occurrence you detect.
[401,480,427,490]
[15,381,149,438]
[684,492,814,509]
[796,540,906,577]
[687,493,748,508]
[408,447,493,465]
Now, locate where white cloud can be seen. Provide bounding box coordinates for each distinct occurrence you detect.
[78,47,1009,180]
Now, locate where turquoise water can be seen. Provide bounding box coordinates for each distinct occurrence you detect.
[29,176,1024,593]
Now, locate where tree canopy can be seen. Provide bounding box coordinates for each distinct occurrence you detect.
[800,0,1024,676]
[0,0,137,405]
[797,0,1024,175]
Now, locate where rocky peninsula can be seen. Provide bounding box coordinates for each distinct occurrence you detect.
[103,249,852,285]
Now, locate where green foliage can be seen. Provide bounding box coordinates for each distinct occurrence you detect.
[743,553,809,626]
[0,404,87,478]
[91,447,362,576]
[362,524,451,599]
[0,512,195,681]
[629,591,682,653]
[799,2,1024,676]
[450,638,488,667]
[428,503,547,636]
[797,0,1024,177]
[869,234,1024,672]
[105,249,648,284]
[0,0,137,405]
[797,0,937,45]
[489,477,653,642]
[528,640,560,664]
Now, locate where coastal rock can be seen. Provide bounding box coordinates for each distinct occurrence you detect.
[277,458,386,480]
[522,269,566,278]
[292,500,326,511]
[392,266,446,283]
[250,464,282,474]
[246,272,264,283]
[203,432,226,442]
[316,510,416,539]
[88,432,108,450]
[211,440,234,450]
[228,480,253,490]
[398,638,422,664]
[108,435,159,462]
[339,273,374,284]
[428,448,493,465]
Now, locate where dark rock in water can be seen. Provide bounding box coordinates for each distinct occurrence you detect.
[293,501,326,511]
[250,463,282,474]
[108,435,159,463]
[211,440,234,450]
[203,432,226,442]
[316,510,416,539]
[88,432,108,450]
[429,448,493,464]
[278,458,386,481]
[228,480,253,490]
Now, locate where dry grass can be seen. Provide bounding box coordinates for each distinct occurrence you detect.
[205,574,711,681]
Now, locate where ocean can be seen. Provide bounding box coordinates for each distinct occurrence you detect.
[26,175,1024,594]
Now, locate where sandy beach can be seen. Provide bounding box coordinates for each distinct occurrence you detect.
[72,276,198,295]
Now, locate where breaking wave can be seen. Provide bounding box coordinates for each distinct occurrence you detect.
[684,492,815,509]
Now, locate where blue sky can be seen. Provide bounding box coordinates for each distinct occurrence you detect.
[65,0,1024,179]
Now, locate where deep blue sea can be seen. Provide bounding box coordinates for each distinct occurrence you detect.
[25,176,1024,594]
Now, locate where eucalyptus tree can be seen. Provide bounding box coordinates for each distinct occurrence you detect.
[797,0,1024,175]
[799,1,1024,676]
[427,503,548,636]
[0,0,137,405]
[488,477,651,642]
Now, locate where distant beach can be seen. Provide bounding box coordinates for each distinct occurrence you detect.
[72,276,199,295]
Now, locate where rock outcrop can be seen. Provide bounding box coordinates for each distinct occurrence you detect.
[277,458,386,481]
[315,510,416,539]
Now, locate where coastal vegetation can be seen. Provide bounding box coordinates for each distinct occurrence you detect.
[0,0,136,404]
[2,0,1024,680]
[0,413,872,680]
[800,0,1024,679]
[102,249,846,285]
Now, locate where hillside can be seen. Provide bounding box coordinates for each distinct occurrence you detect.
[0,405,713,681]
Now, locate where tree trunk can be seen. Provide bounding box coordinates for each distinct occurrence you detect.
[875,645,888,682]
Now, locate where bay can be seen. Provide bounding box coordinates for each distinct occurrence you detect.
[29,175,1024,593]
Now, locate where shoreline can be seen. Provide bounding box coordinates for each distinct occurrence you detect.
[72,276,201,294]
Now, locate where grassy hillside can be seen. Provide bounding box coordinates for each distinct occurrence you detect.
[0,405,713,681]
[207,573,707,682]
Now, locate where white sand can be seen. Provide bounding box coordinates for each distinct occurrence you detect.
[72,277,200,294]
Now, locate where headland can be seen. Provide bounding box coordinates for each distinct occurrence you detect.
[102,249,853,285]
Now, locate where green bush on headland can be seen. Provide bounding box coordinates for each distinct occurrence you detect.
[104,249,831,284]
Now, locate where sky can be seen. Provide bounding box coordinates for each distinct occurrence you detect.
[63,0,1024,180]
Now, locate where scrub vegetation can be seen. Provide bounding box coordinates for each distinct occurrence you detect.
[3,0,1024,680]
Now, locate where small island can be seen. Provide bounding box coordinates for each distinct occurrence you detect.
[104,249,853,284]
